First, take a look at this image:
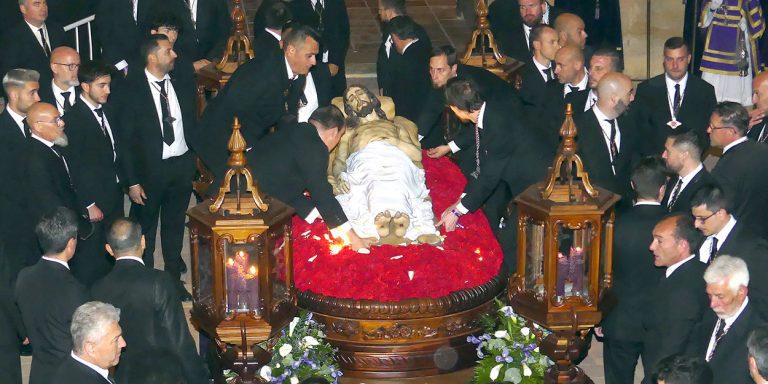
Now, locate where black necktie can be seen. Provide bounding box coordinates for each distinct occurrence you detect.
[707,318,726,361]
[568,85,579,94]
[606,119,618,161]
[759,123,768,143]
[107,375,117,384]
[21,117,31,138]
[60,91,73,112]
[542,68,553,81]
[673,83,681,118]
[314,0,325,32]
[708,237,719,263]
[38,28,50,56]
[667,177,683,211]
[156,80,175,146]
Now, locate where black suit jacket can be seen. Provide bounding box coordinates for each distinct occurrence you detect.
[642,257,708,378]
[689,304,760,384]
[487,1,562,62]
[634,74,717,155]
[251,28,282,60]
[190,0,231,61]
[15,259,89,384]
[662,166,715,214]
[389,38,432,122]
[711,140,768,240]
[376,18,430,96]
[0,21,67,88]
[113,69,197,191]
[746,120,768,143]
[575,109,639,200]
[51,356,111,384]
[62,99,124,217]
[563,89,592,118]
[519,59,552,110]
[602,203,666,342]
[91,259,207,384]
[538,79,576,147]
[287,0,350,68]
[247,122,346,228]
[38,82,79,114]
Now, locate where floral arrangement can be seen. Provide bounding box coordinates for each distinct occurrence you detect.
[259,311,343,384]
[469,300,553,383]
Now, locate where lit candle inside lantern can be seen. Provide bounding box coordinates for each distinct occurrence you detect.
[226,257,238,311]
[246,264,260,315]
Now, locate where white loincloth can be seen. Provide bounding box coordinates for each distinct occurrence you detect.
[336,141,439,241]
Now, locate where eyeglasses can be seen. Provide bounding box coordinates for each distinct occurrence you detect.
[693,211,718,223]
[53,63,80,71]
[36,116,64,125]
[708,123,733,131]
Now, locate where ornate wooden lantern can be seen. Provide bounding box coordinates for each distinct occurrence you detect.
[188,117,295,383]
[460,0,524,83]
[509,104,620,383]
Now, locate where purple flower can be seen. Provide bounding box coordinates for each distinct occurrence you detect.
[467,335,481,344]
[494,347,514,364]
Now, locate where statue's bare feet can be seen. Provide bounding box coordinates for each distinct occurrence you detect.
[392,212,410,238]
[374,211,392,238]
[416,234,443,246]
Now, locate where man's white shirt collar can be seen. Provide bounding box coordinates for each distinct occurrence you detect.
[666,254,696,278]
[679,163,704,184]
[79,94,102,111]
[634,201,661,206]
[117,256,145,265]
[145,68,170,83]
[723,137,748,154]
[699,216,737,263]
[477,102,487,129]
[532,57,551,81]
[402,38,419,54]
[284,57,296,80]
[42,256,69,270]
[31,133,55,148]
[665,73,689,93]
[265,28,281,41]
[70,351,110,381]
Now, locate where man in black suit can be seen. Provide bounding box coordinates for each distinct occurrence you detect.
[488,0,560,62]
[565,47,622,119]
[0,278,25,384]
[748,72,768,143]
[52,301,125,384]
[654,355,713,384]
[519,24,558,111]
[91,218,207,383]
[661,131,714,213]
[553,13,588,51]
[252,1,292,58]
[287,0,349,96]
[575,72,638,200]
[38,47,80,115]
[0,69,41,272]
[707,101,768,240]
[748,328,768,384]
[114,34,197,300]
[387,16,432,123]
[416,45,518,150]
[690,184,768,320]
[15,207,89,384]
[429,80,551,241]
[539,44,588,146]
[376,0,431,97]
[643,213,707,383]
[148,12,198,93]
[687,256,760,384]
[198,25,321,179]
[634,37,717,155]
[599,156,667,384]
[185,0,231,69]
[0,0,67,94]
[63,61,124,287]
[249,106,373,251]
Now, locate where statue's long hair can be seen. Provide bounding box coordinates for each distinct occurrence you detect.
[343,85,388,129]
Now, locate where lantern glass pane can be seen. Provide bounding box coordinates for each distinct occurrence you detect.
[223,239,262,316]
[555,223,593,301]
[196,233,214,305]
[269,228,288,304]
[525,219,546,299]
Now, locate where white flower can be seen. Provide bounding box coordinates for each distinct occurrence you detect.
[520,327,530,337]
[303,336,320,348]
[522,363,532,377]
[279,344,293,357]
[259,366,272,380]
[494,330,509,339]
[288,317,300,337]
[534,347,539,353]
[290,377,299,384]
[490,363,503,381]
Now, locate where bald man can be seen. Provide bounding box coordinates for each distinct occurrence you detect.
[39,47,81,114]
[554,13,587,49]
[748,72,768,143]
[574,72,640,200]
[538,44,588,146]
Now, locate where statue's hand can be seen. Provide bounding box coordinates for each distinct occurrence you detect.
[337,179,350,194]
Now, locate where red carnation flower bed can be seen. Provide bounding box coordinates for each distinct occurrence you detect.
[292,152,503,302]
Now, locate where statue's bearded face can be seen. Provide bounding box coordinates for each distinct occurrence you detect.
[345,86,373,117]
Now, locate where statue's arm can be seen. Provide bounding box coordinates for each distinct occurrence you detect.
[332,132,352,180]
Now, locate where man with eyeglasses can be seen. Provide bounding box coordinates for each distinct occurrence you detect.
[690,184,768,321]
[707,101,768,240]
[39,47,80,115]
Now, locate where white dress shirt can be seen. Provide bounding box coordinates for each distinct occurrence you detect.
[71,351,110,382]
[297,72,319,123]
[117,256,145,265]
[402,38,419,55]
[666,254,696,278]
[265,28,281,42]
[592,105,621,175]
[52,81,77,115]
[563,69,589,97]
[699,216,737,263]
[145,69,188,159]
[584,89,598,112]
[455,102,487,215]
[723,136,748,154]
[25,21,50,52]
[665,73,689,121]
[705,297,749,361]
[673,163,704,197]
[532,57,552,82]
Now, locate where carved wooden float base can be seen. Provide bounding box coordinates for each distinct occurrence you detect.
[297,269,506,378]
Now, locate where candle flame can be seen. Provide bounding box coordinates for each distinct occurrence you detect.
[474,248,481,255]
[328,232,350,255]
[249,265,257,275]
[227,258,235,267]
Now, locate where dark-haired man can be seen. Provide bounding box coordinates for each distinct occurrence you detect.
[565,47,622,118]
[660,131,713,213]
[634,37,717,155]
[16,207,89,384]
[252,1,292,57]
[690,184,768,320]
[600,156,667,384]
[488,0,561,62]
[387,16,432,122]
[63,61,124,287]
[113,34,197,300]
[748,328,768,383]
[707,101,768,240]
[643,214,707,383]
[519,24,559,110]
[376,0,431,97]
[92,218,207,383]
[248,106,373,252]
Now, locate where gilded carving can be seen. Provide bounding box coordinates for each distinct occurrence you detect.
[331,320,360,337]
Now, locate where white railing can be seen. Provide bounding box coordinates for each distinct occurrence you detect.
[63,14,96,60]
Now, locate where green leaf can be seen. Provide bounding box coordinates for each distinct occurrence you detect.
[503,367,522,383]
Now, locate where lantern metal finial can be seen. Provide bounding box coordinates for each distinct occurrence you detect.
[209,116,269,214]
[216,0,254,74]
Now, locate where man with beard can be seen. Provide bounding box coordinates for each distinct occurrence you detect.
[488,0,561,62]
[376,0,430,97]
[747,71,768,143]
[565,47,622,118]
[634,37,717,155]
[39,47,81,115]
[574,72,639,201]
[660,131,714,213]
[113,34,197,300]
